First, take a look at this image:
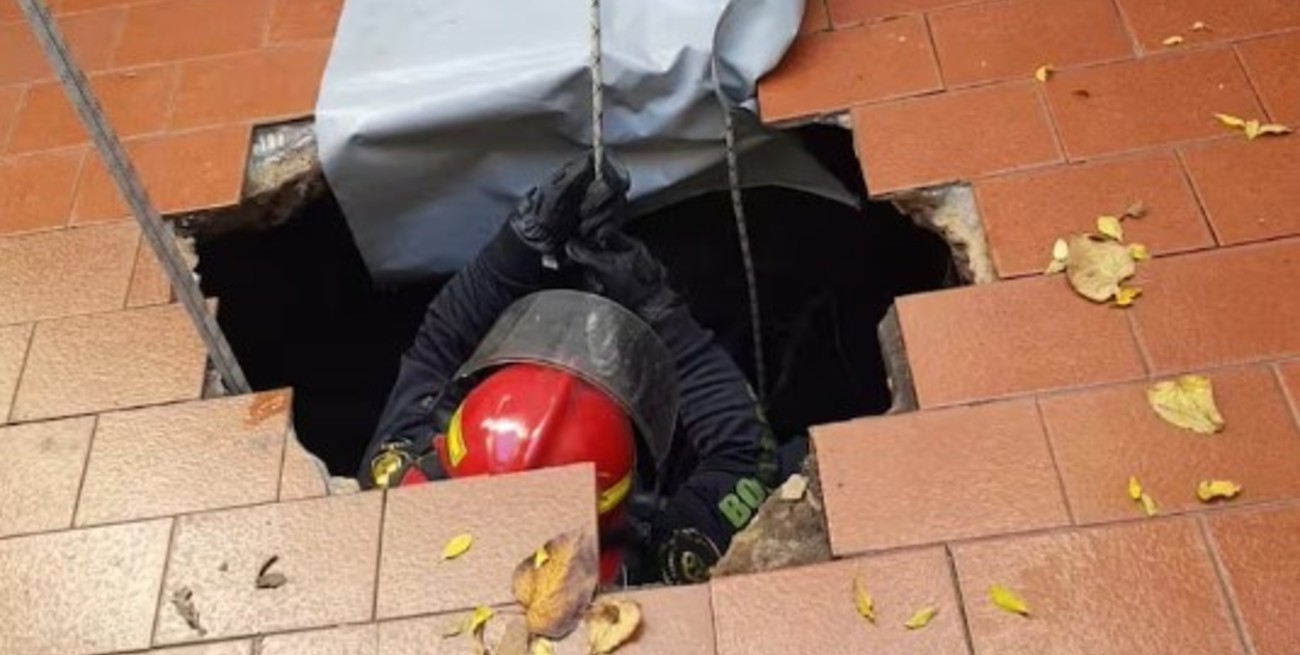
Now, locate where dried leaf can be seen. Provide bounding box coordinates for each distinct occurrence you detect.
[1114,286,1143,307]
[1065,235,1136,302]
[852,577,875,623]
[1140,492,1159,517]
[534,546,551,569]
[1123,200,1148,220]
[1197,480,1242,502]
[532,638,555,655]
[1044,258,1067,276]
[1097,216,1124,241]
[904,606,939,630]
[1192,21,1208,31]
[512,531,599,639]
[1052,238,1070,261]
[1162,35,1185,46]
[1129,243,1150,261]
[586,599,643,655]
[1215,113,1247,129]
[1255,123,1293,138]
[496,618,530,655]
[779,473,809,501]
[1127,476,1143,501]
[468,606,494,635]
[170,587,207,636]
[1034,65,1054,83]
[989,585,1030,616]
[1147,375,1226,434]
[443,533,474,560]
[1245,119,1263,140]
[255,572,287,589]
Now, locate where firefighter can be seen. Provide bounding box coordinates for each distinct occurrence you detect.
[360,156,778,585]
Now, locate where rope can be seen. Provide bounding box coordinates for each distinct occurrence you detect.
[589,0,605,180]
[17,0,251,395]
[721,109,768,402]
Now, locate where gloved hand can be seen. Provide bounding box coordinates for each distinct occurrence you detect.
[566,231,679,324]
[508,155,628,257]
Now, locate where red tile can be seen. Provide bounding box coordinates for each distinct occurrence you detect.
[1281,360,1300,418]
[0,416,94,537]
[799,0,829,34]
[1041,366,1300,524]
[73,124,251,222]
[1043,48,1263,160]
[376,464,597,620]
[853,82,1061,194]
[155,492,382,645]
[0,148,85,236]
[0,323,31,423]
[712,547,970,655]
[1180,131,1300,245]
[955,519,1244,655]
[114,0,272,67]
[0,84,22,149]
[976,152,1214,278]
[127,235,173,307]
[0,220,139,325]
[896,274,1147,407]
[59,0,154,11]
[1207,503,1300,655]
[758,16,940,124]
[1130,238,1300,374]
[171,43,329,130]
[0,0,20,22]
[0,518,173,655]
[1114,0,1300,52]
[6,64,176,154]
[1237,32,1300,125]
[814,398,1069,555]
[0,8,124,86]
[267,0,342,43]
[929,0,1132,87]
[828,0,978,27]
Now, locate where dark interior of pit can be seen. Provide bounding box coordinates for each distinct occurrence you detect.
[197,125,960,476]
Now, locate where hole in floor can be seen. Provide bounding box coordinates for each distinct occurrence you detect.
[195,124,960,478]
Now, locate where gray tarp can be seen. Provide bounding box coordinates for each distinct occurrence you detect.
[316,0,853,282]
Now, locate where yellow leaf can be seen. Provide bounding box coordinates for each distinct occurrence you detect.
[1197,480,1242,502]
[1044,258,1067,276]
[1192,21,1208,31]
[1123,200,1148,220]
[531,638,555,655]
[1245,119,1263,140]
[512,531,599,639]
[1129,243,1150,261]
[1114,286,1143,307]
[853,577,875,623]
[1215,113,1247,129]
[1140,492,1159,517]
[989,585,1030,616]
[1256,123,1293,137]
[1127,476,1143,501]
[1147,375,1226,434]
[1052,238,1070,261]
[1097,216,1124,241]
[468,606,494,635]
[533,546,550,569]
[904,606,938,630]
[586,599,643,655]
[442,533,474,560]
[1065,235,1136,302]
[1034,65,1054,83]
[1162,35,1184,46]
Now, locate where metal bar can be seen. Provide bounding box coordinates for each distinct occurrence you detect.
[17,0,251,394]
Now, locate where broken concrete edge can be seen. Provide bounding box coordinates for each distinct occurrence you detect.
[713,451,831,577]
[876,304,918,415]
[888,183,996,285]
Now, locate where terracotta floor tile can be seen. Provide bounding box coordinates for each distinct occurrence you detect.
[814,398,1069,555]
[827,0,979,27]
[0,84,21,150]
[1130,238,1300,374]
[0,518,172,655]
[156,492,382,645]
[896,275,1147,407]
[1114,0,1300,53]
[1043,49,1263,160]
[1206,503,1300,655]
[261,624,377,655]
[0,323,31,423]
[0,221,139,325]
[76,391,291,526]
[149,642,253,655]
[1281,360,1300,417]
[376,464,597,620]
[127,236,174,307]
[59,0,156,11]
[799,0,829,34]
[0,148,84,236]
[0,0,20,22]
[1041,366,1300,524]
[758,16,940,123]
[0,8,123,86]
[1237,32,1300,126]
[953,519,1244,655]
[280,430,328,501]
[1181,135,1300,245]
[73,124,251,222]
[975,152,1214,278]
[713,547,969,655]
[11,303,207,421]
[267,0,342,44]
[853,82,1062,194]
[171,43,330,130]
[6,64,176,154]
[0,416,93,537]
[929,0,1132,87]
[115,0,272,67]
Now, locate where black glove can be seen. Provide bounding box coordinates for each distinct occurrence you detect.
[508,155,628,257]
[566,231,679,324]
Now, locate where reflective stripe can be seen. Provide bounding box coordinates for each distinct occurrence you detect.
[598,472,632,515]
[447,405,468,468]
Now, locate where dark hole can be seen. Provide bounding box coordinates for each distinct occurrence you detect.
[196,125,958,475]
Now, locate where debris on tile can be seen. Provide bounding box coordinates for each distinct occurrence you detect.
[904,605,938,630]
[255,554,287,589]
[1216,113,1293,140]
[170,586,207,636]
[1044,238,1070,275]
[1127,476,1144,501]
[1139,492,1159,517]
[1097,216,1124,241]
[1197,480,1242,502]
[496,617,530,655]
[245,390,289,426]
[1064,235,1136,303]
[513,531,599,638]
[1122,200,1148,220]
[1147,375,1226,434]
[1034,65,1055,83]
[586,598,643,654]
[1215,113,1247,129]
[1129,244,1150,261]
[989,584,1030,616]
[443,532,474,560]
[218,561,229,573]
[469,605,493,655]
[778,473,809,501]
[1162,35,1185,47]
[853,576,875,624]
[1071,89,1092,99]
[1191,21,1208,32]
[532,638,555,655]
[1114,286,1143,307]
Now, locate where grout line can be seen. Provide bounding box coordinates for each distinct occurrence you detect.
[259,0,276,48]
[0,83,31,154]
[1031,78,1070,164]
[4,322,38,424]
[1032,396,1078,525]
[919,12,949,92]
[1228,45,1274,123]
[942,544,978,655]
[159,60,183,131]
[1196,516,1258,655]
[66,412,99,529]
[369,490,388,622]
[272,398,290,501]
[1106,0,1146,57]
[148,515,181,648]
[122,229,147,309]
[1170,146,1225,246]
[1121,310,1155,376]
[1268,363,1300,436]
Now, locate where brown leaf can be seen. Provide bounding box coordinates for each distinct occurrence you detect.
[586,599,643,655]
[256,555,287,589]
[1122,200,1148,220]
[170,587,207,636]
[496,617,531,655]
[1065,235,1136,303]
[512,531,599,639]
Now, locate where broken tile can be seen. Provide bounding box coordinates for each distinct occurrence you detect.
[6,64,177,154]
[0,8,124,86]
[261,624,377,655]
[1237,32,1300,126]
[953,519,1243,655]
[267,0,343,43]
[1114,0,1300,52]
[799,0,829,34]
[0,148,85,236]
[0,416,94,536]
[0,323,31,423]
[1181,135,1300,245]
[376,464,597,620]
[11,303,207,421]
[853,82,1062,194]
[0,221,139,325]
[280,428,329,501]
[758,16,941,123]
[1206,503,1300,655]
[114,0,272,67]
[0,518,172,655]
[155,492,382,645]
[170,42,330,130]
